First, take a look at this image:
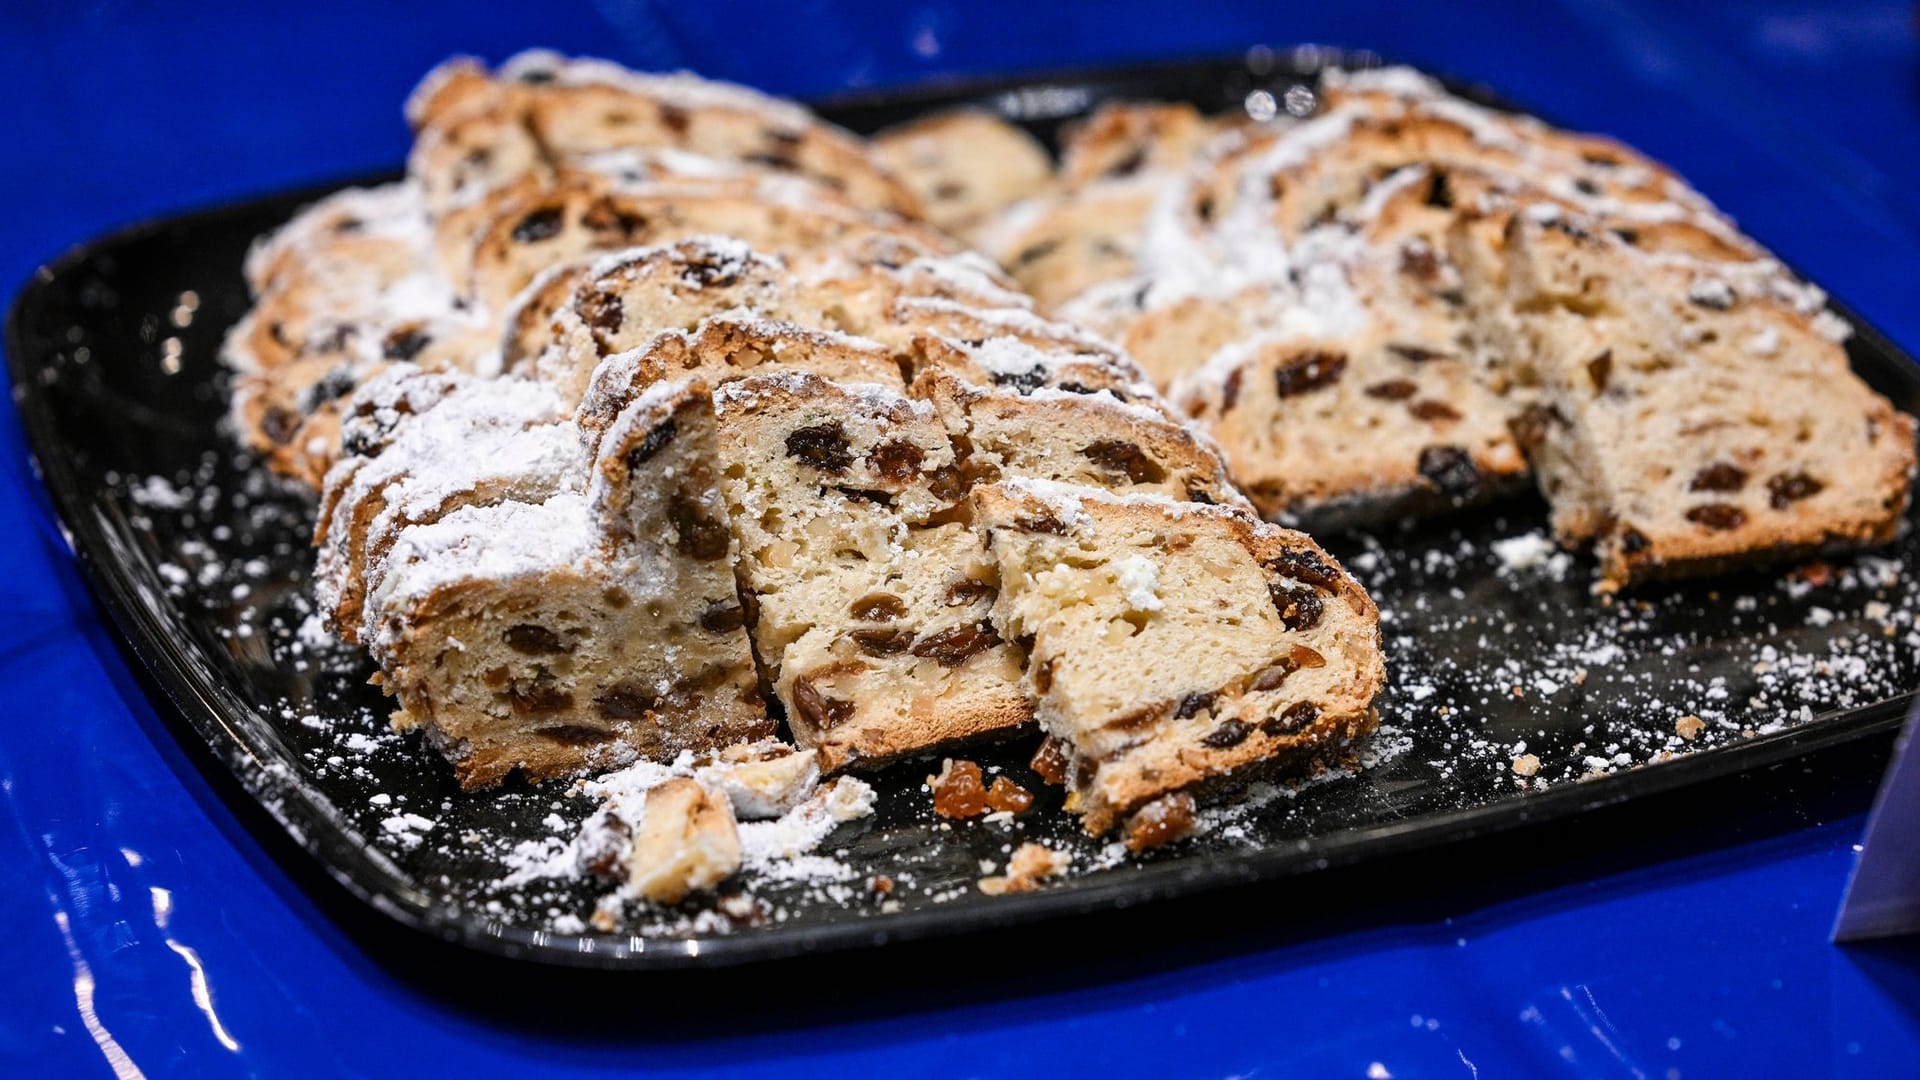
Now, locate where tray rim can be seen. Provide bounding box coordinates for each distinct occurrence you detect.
[6,52,1917,971]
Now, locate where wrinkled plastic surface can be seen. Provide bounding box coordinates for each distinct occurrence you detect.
[3,0,1919,1075]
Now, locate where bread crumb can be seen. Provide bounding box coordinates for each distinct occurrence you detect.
[1674,715,1705,741]
[979,841,1071,895]
[1511,753,1541,777]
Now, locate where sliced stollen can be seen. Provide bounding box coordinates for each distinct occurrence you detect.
[361,376,770,787]
[406,50,923,221]
[1166,166,1528,523]
[313,369,579,646]
[712,369,1031,770]
[971,479,1385,838]
[872,109,1055,241]
[1486,201,1916,590]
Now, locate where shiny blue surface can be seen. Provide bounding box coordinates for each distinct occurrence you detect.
[4,2,1919,1075]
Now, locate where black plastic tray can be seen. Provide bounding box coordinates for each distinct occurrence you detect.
[8,52,1919,969]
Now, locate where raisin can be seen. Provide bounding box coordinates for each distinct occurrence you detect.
[1273,351,1347,397]
[991,364,1047,392]
[699,602,745,633]
[1221,366,1245,411]
[851,628,914,656]
[929,759,989,818]
[834,486,894,508]
[626,418,677,469]
[382,327,432,361]
[1200,718,1253,748]
[867,439,924,480]
[658,102,690,133]
[850,593,907,621]
[1104,145,1149,179]
[1186,483,1217,505]
[784,422,852,473]
[504,624,568,655]
[1408,399,1462,422]
[1195,194,1216,223]
[581,201,645,239]
[511,207,564,244]
[1423,170,1454,209]
[1013,512,1070,535]
[508,684,573,714]
[1573,176,1601,196]
[299,366,357,411]
[1266,547,1340,590]
[1619,526,1651,554]
[1365,379,1417,401]
[1587,348,1613,392]
[1268,579,1324,631]
[1387,343,1448,364]
[1689,463,1748,492]
[595,684,657,719]
[667,490,730,560]
[1030,737,1070,786]
[910,621,1002,667]
[1418,445,1482,499]
[985,776,1035,814]
[932,180,966,200]
[1767,471,1824,509]
[535,724,613,746]
[1124,792,1197,852]
[743,150,798,171]
[1174,691,1217,720]
[1612,227,1639,246]
[580,288,623,332]
[1083,440,1166,484]
[1687,503,1747,531]
[943,577,996,607]
[791,674,855,732]
[1510,403,1564,451]
[1012,238,1061,268]
[1261,701,1320,736]
[1400,243,1439,280]
[680,251,744,288]
[262,406,301,445]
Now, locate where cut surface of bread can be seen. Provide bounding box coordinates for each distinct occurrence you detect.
[972,479,1384,835]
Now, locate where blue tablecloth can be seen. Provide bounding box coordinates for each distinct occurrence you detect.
[3,2,1917,1075]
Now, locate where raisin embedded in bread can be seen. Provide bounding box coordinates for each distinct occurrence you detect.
[971,479,1384,836]
[874,109,1055,241]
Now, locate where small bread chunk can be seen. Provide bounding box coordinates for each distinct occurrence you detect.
[713,370,1032,771]
[624,778,742,904]
[978,841,1071,894]
[694,741,821,820]
[874,109,1055,240]
[972,479,1384,835]
[1491,204,1915,590]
